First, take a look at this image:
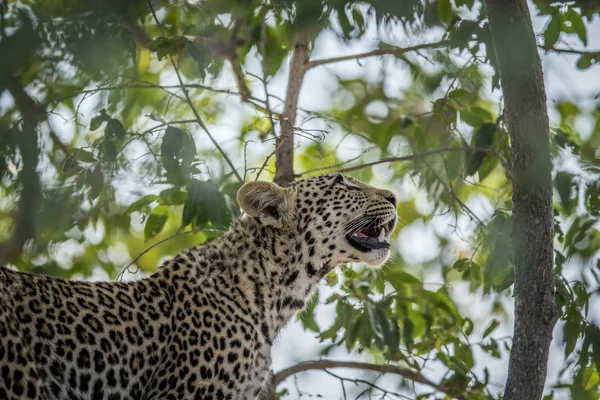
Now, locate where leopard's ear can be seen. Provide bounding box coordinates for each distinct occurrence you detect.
[237,181,294,227]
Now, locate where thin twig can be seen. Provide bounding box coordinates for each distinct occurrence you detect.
[306,40,450,69]
[149,0,244,183]
[50,83,186,108]
[141,119,198,134]
[116,228,221,281]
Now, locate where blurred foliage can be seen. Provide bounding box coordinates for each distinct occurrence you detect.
[1,0,600,398]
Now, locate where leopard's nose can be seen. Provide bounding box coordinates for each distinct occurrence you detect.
[380,190,396,207]
[386,195,396,208]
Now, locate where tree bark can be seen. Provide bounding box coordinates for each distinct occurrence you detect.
[273,32,309,187]
[482,1,556,399]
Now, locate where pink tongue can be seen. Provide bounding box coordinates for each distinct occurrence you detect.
[354,231,368,238]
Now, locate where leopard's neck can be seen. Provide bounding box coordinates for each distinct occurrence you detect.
[154,216,334,342]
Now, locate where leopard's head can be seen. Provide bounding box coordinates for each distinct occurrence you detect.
[237,173,397,267]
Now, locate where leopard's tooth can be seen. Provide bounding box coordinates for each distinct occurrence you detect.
[378,227,386,242]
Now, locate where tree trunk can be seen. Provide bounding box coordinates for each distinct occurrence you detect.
[0,83,40,266]
[482,1,556,399]
[273,32,309,187]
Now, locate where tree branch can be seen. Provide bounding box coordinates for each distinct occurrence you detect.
[306,40,450,69]
[295,146,500,177]
[50,83,253,106]
[539,45,600,58]
[148,0,243,184]
[224,19,251,102]
[273,360,468,400]
[273,30,310,186]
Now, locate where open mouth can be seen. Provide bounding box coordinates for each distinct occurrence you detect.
[346,218,395,252]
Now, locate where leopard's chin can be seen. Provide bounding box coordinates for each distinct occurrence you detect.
[360,248,392,266]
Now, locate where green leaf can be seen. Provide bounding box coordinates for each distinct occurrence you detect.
[453,258,472,273]
[555,171,574,210]
[351,7,365,35]
[298,291,320,333]
[62,154,78,174]
[437,0,452,24]
[336,4,352,38]
[76,149,96,163]
[126,194,159,214]
[481,339,501,358]
[388,320,400,351]
[460,111,485,127]
[105,119,127,140]
[465,123,496,176]
[477,154,497,182]
[144,204,169,241]
[102,139,117,162]
[365,303,386,347]
[90,109,109,131]
[403,317,414,350]
[474,123,496,148]
[455,343,475,370]
[586,183,600,216]
[576,55,593,70]
[563,311,582,358]
[185,179,232,229]
[181,200,197,228]
[455,0,475,8]
[385,270,422,289]
[325,293,341,305]
[161,126,196,184]
[463,318,474,336]
[449,20,476,50]
[449,88,470,101]
[326,271,339,286]
[149,36,185,61]
[566,9,587,46]
[345,313,363,350]
[544,14,562,48]
[483,319,500,338]
[89,164,104,200]
[159,188,188,205]
[470,262,484,285]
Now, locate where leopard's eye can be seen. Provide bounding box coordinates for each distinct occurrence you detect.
[334,174,359,190]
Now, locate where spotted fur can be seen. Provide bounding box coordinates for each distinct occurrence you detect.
[0,173,397,400]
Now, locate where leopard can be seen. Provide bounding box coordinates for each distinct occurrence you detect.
[0,173,397,400]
